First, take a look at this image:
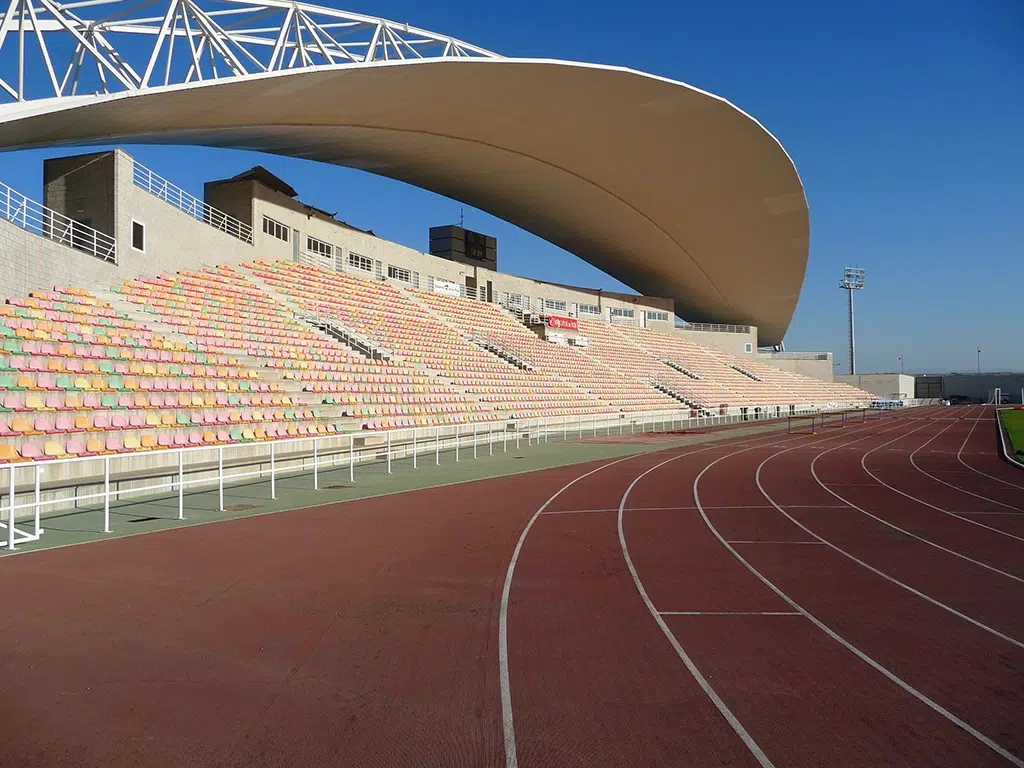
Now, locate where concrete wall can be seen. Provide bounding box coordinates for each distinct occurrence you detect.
[675,327,758,359]
[0,215,122,300]
[916,374,1024,404]
[835,374,915,399]
[757,353,834,381]
[43,151,116,238]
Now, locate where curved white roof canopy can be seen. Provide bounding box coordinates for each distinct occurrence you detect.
[0,6,808,345]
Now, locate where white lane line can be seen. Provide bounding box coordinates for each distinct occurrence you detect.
[760,424,1024,647]
[727,540,825,545]
[901,417,1024,522]
[499,453,641,768]
[850,426,1024,572]
[659,611,803,616]
[499,429,799,768]
[696,435,1024,768]
[957,410,1024,491]
[617,452,780,768]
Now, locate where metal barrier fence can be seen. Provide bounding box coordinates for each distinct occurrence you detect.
[132,161,254,244]
[1,405,855,551]
[0,180,117,263]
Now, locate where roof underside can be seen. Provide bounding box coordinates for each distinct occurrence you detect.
[0,58,809,344]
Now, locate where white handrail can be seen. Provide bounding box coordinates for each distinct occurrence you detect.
[0,402,881,550]
[0,180,116,263]
[131,161,253,244]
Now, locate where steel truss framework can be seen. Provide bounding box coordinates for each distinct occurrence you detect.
[0,0,498,102]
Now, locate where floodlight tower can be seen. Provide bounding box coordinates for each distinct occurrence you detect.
[839,267,865,374]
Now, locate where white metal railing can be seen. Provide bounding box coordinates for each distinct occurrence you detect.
[759,351,832,361]
[676,322,752,334]
[0,180,117,263]
[132,161,254,244]
[0,404,882,550]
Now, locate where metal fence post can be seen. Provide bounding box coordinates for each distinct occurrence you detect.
[489,423,494,456]
[456,425,460,462]
[7,467,14,550]
[473,423,478,459]
[270,442,277,499]
[563,415,567,441]
[413,428,418,469]
[34,464,42,536]
[349,434,355,482]
[313,438,320,489]
[387,431,393,474]
[218,447,224,512]
[178,450,184,520]
[436,426,440,465]
[103,456,111,533]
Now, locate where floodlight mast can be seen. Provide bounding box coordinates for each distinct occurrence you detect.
[839,267,865,375]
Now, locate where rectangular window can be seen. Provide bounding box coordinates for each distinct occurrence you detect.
[306,236,332,259]
[348,253,372,272]
[131,220,145,253]
[543,298,567,313]
[745,342,753,353]
[646,311,669,322]
[577,303,600,316]
[610,307,634,318]
[262,216,289,242]
[388,265,411,283]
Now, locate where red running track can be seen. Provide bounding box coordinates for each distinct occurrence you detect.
[0,406,1021,766]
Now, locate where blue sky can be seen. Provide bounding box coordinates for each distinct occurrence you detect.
[1,0,1021,373]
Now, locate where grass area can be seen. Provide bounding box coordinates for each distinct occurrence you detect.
[1000,408,1024,457]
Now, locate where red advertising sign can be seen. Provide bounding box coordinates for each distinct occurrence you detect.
[546,315,578,331]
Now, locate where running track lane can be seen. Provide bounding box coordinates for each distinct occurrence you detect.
[807,419,1024,636]
[855,414,1024,571]
[504,439,790,767]
[632,428,1008,765]
[750,423,1024,760]
[0,459,632,768]
[912,412,1024,524]
[898,412,1024,536]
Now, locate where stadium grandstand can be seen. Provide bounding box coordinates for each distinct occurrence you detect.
[0,147,875,471]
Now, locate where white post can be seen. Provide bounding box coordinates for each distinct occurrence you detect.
[563,415,567,442]
[516,423,521,450]
[387,431,393,474]
[218,447,224,512]
[270,443,277,499]
[455,425,460,462]
[489,423,494,456]
[436,426,440,465]
[177,450,184,520]
[313,438,319,489]
[579,416,583,438]
[349,435,355,482]
[34,464,42,536]
[527,420,532,447]
[503,423,508,452]
[103,456,111,533]
[7,466,14,550]
[473,423,478,459]
[413,428,418,469]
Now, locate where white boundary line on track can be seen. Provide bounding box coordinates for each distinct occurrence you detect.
[959,408,1024,490]
[497,431,794,768]
[498,452,640,768]
[898,407,1024,521]
[616,449,790,768]
[820,420,1024,581]
[758,423,1024,647]
[684,421,1024,768]
[659,611,803,616]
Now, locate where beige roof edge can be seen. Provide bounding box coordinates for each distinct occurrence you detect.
[0,57,810,345]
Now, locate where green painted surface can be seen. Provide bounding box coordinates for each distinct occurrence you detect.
[1,421,791,558]
[1000,409,1024,457]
